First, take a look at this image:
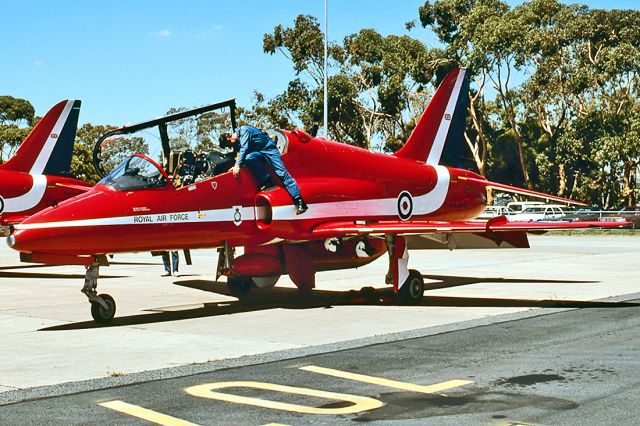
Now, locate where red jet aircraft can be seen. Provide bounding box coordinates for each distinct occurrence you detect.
[7,69,626,323]
[0,99,91,233]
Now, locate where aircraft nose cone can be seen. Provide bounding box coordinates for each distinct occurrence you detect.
[7,228,45,253]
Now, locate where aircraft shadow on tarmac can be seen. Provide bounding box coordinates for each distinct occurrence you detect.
[0,261,154,279]
[40,274,640,330]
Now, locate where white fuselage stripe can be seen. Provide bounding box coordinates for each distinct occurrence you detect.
[3,175,48,213]
[14,167,451,230]
[426,69,466,165]
[30,100,75,174]
[14,206,258,230]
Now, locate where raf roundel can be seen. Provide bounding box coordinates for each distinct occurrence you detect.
[397,191,413,221]
[232,206,242,226]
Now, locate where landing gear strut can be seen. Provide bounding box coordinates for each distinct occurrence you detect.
[81,262,116,324]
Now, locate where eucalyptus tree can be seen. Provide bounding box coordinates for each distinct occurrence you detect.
[262,14,443,151]
[0,96,35,162]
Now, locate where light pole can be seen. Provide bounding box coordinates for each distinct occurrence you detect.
[323,0,328,139]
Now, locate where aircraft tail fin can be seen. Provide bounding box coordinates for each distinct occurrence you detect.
[394,68,469,165]
[1,100,81,175]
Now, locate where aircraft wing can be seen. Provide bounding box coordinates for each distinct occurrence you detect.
[311,216,629,239]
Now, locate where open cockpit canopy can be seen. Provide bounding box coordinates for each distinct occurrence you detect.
[92,99,238,185]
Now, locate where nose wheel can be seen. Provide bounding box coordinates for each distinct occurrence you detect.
[82,262,116,324]
[90,294,116,323]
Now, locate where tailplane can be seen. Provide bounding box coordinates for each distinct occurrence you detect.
[394,68,469,165]
[1,100,81,175]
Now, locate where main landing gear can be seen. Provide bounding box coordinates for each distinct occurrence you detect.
[227,275,252,295]
[226,275,282,295]
[398,269,425,304]
[386,235,425,304]
[82,262,116,324]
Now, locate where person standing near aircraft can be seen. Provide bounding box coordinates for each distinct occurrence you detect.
[161,251,179,277]
[219,125,308,215]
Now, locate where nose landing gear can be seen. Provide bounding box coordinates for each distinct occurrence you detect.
[82,262,116,324]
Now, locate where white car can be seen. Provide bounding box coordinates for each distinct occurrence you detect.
[509,205,566,222]
[477,205,515,220]
[507,201,546,214]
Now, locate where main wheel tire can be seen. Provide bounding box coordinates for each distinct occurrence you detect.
[227,276,252,295]
[398,269,424,304]
[90,293,116,324]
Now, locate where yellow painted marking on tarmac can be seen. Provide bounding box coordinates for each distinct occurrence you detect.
[99,400,201,426]
[185,381,383,415]
[299,365,473,395]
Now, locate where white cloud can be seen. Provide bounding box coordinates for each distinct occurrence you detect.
[149,29,172,38]
[195,24,222,39]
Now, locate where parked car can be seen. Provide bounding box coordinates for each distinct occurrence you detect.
[476,205,515,220]
[563,205,604,222]
[508,204,566,222]
[507,201,546,214]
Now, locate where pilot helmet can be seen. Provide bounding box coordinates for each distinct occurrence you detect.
[182,150,195,164]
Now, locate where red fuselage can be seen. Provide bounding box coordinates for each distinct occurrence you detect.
[10,131,487,256]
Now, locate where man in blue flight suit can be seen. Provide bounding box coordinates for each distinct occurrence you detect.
[219,125,308,215]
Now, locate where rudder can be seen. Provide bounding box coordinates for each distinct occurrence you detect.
[394,68,469,165]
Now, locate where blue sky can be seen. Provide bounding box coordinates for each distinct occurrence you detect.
[1,0,637,126]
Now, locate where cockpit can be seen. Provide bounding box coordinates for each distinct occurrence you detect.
[92,99,290,190]
[98,154,167,191]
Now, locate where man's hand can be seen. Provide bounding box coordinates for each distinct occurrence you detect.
[232,165,240,177]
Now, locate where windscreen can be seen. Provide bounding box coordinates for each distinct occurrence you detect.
[98,155,166,191]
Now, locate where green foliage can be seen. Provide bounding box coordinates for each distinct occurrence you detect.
[0,96,36,162]
[415,0,640,207]
[72,123,114,183]
[0,96,35,126]
[260,15,444,151]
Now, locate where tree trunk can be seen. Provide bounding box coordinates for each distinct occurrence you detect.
[514,132,533,189]
[467,98,488,176]
[558,163,567,197]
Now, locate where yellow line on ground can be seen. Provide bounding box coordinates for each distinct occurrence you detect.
[185,381,383,415]
[299,365,473,394]
[98,400,200,426]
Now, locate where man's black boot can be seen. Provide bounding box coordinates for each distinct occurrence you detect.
[295,198,308,215]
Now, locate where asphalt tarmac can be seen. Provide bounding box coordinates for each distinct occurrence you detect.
[0,234,638,423]
[1,296,639,425]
